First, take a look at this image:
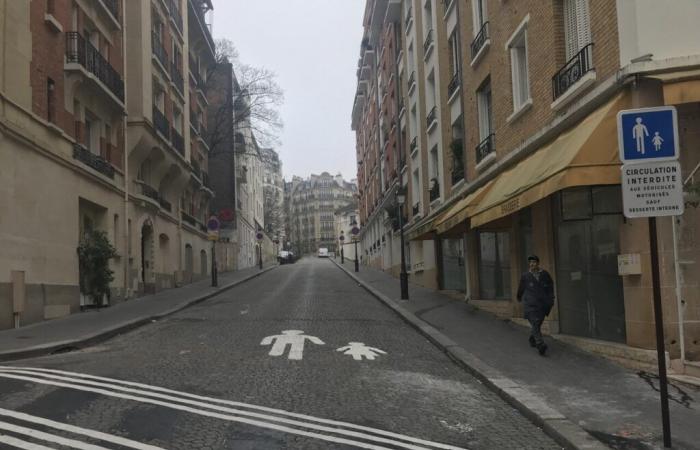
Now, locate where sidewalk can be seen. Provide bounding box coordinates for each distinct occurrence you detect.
[334,259,700,450]
[0,265,276,361]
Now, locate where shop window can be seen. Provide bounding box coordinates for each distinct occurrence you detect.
[478,230,511,299]
[592,186,622,214]
[561,187,592,220]
[518,208,533,274]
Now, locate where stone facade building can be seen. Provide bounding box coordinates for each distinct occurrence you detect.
[262,147,285,244]
[0,0,217,330]
[352,0,700,374]
[286,173,357,255]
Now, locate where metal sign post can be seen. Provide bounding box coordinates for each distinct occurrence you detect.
[351,225,360,272]
[618,106,682,449]
[256,231,264,270]
[207,216,220,287]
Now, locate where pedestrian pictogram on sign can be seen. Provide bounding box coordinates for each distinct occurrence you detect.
[617,106,679,163]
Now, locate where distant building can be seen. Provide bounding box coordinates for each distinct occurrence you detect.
[261,148,285,245]
[286,173,357,255]
[335,204,360,262]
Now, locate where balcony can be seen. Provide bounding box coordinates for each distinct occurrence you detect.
[99,0,119,22]
[423,29,434,58]
[171,127,184,155]
[552,43,594,100]
[429,178,440,202]
[152,106,170,140]
[151,32,168,73]
[470,22,490,62]
[448,72,460,99]
[408,71,416,92]
[140,183,160,203]
[426,106,437,129]
[168,0,183,35]
[171,61,184,95]
[72,143,115,179]
[159,197,172,212]
[188,0,215,56]
[65,32,124,102]
[410,136,418,154]
[476,133,495,165]
[181,211,197,227]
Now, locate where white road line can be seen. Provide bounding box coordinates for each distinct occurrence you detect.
[0,433,56,450]
[0,408,164,450]
[0,372,405,450]
[0,421,108,450]
[0,366,464,450]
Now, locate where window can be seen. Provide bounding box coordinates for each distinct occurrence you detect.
[563,0,591,60]
[476,78,493,141]
[423,0,433,36]
[448,32,460,77]
[411,168,421,207]
[507,19,530,111]
[47,78,55,123]
[478,230,511,299]
[471,0,488,35]
[84,110,99,154]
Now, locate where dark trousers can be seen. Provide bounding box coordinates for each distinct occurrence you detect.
[527,313,544,347]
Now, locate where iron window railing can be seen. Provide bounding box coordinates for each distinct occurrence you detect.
[181,211,197,227]
[151,32,168,71]
[72,143,115,179]
[171,61,184,95]
[408,71,416,90]
[423,29,434,55]
[410,136,418,153]
[171,127,184,155]
[552,43,594,100]
[169,0,183,33]
[404,6,412,31]
[429,178,440,202]
[100,0,119,21]
[426,106,437,128]
[476,133,495,164]
[159,197,172,212]
[65,32,124,101]
[448,72,460,98]
[470,21,489,60]
[152,105,170,139]
[141,183,160,202]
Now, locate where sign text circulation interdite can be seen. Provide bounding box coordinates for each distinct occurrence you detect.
[621,161,684,217]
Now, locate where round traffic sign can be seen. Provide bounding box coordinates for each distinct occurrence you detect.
[351,226,360,236]
[339,235,345,241]
[207,216,220,231]
[256,232,263,241]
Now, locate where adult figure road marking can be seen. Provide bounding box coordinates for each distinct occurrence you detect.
[337,342,387,360]
[260,330,324,360]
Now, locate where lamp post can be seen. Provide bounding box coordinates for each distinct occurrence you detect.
[396,190,409,300]
[351,220,360,272]
[339,231,345,264]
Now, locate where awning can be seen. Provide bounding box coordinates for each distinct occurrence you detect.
[433,182,494,235]
[406,216,438,241]
[469,92,630,228]
[651,69,700,105]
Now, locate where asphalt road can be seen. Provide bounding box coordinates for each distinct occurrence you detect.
[0,258,560,449]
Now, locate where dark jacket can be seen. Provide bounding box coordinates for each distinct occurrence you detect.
[517,270,555,318]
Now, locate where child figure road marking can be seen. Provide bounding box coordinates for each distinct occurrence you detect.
[260,330,324,360]
[336,342,387,361]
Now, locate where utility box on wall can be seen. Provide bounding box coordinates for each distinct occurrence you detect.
[618,253,642,276]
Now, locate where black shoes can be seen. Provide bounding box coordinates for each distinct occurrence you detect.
[537,343,548,356]
[529,336,536,347]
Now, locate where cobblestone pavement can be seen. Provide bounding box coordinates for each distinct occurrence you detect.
[0,258,561,449]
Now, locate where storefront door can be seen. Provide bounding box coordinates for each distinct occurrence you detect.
[440,238,466,291]
[554,188,626,343]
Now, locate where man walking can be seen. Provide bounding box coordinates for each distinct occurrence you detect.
[517,255,555,356]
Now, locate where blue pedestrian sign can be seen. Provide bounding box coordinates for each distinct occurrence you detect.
[617,106,679,163]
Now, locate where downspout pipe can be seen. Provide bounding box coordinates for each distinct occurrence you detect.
[122,0,130,300]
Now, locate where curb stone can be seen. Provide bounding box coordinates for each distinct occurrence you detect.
[0,266,277,362]
[331,259,608,450]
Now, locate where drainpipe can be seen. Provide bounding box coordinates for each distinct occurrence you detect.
[122,0,130,300]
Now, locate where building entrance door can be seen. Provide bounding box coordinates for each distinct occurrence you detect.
[554,188,626,343]
[440,238,466,291]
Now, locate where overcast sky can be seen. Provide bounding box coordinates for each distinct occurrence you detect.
[212,1,364,182]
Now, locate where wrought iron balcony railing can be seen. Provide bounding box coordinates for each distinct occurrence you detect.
[426,106,437,128]
[476,133,495,164]
[72,143,115,179]
[452,166,465,184]
[552,43,594,100]
[181,211,197,227]
[171,61,184,95]
[408,71,416,90]
[171,127,184,155]
[159,197,172,212]
[65,32,124,101]
[140,183,160,202]
[410,136,418,153]
[404,6,412,31]
[470,21,489,60]
[423,29,434,56]
[151,32,168,71]
[448,72,460,98]
[152,106,170,139]
[169,0,183,33]
[429,178,440,202]
[100,0,119,21]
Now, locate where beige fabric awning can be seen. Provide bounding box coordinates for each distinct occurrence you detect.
[433,182,494,235]
[469,92,630,228]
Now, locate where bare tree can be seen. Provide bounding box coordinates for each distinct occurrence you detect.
[207,39,284,157]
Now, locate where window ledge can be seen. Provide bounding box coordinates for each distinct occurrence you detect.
[424,43,435,61]
[452,178,466,191]
[475,152,497,172]
[447,85,461,105]
[427,118,438,134]
[405,18,414,36]
[470,40,491,67]
[506,98,533,124]
[551,70,597,111]
[44,14,63,33]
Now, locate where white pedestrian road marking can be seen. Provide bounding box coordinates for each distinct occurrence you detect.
[0,433,55,450]
[0,420,109,450]
[337,342,387,360]
[0,367,466,450]
[260,330,324,360]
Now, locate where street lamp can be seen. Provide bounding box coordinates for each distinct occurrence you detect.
[396,189,409,300]
[350,220,360,272]
[339,231,345,264]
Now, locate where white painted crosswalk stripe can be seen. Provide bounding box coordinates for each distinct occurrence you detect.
[0,367,466,450]
[0,421,109,450]
[0,433,56,450]
[0,408,165,450]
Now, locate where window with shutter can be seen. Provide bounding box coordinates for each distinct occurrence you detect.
[563,0,591,60]
[471,0,487,36]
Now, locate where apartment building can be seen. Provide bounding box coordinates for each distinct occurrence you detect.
[335,204,360,263]
[124,0,215,293]
[287,173,357,256]
[262,147,285,243]
[353,0,700,372]
[1,0,128,328]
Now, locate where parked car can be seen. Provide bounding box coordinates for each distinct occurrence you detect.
[278,250,296,264]
[317,248,329,258]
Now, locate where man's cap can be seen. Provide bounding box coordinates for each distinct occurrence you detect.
[527,255,540,262]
